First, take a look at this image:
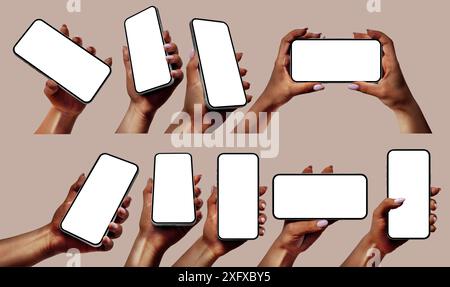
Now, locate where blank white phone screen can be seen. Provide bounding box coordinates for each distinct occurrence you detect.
[291,40,381,82]
[14,20,111,103]
[388,150,430,239]
[191,19,247,109]
[61,154,138,246]
[152,154,195,225]
[125,7,172,93]
[218,154,258,239]
[273,175,367,219]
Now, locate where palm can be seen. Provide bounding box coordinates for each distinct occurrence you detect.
[45,81,86,115]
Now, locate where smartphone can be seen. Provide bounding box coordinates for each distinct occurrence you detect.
[290,39,382,83]
[273,174,367,220]
[60,154,138,247]
[218,153,259,240]
[190,18,247,110]
[13,19,111,104]
[387,150,430,239]
[124,6,173,94]
[152,153,196,226]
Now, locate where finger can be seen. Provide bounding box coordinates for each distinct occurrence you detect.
[115,207,129,224]
[373,198,405,218]
[72,36,83,46]
[235,52,243,62]
[366,29,397,58]
[44,80,60,95]
[302,165,313,174]
[259,226,266,236]
[207,186,218,217]
[194,186,202,197]
[304,219,329,234]
[353,32,371,39]
[259,186,268,196]
[348,82,380,97]
[107,222,123,239]
[321,165,334,174]
[259,199,266,211]
[164,42,179,54]
[242,81,251,90]
[430,225,437,233]
[239,67,247,76]
[143,179,154,206]
[104,57,113,67]
[193,175,202,185]
[101,236,114,251]
[259,213,267,225]
[162,30,172,44]
[195,197,204,209]
[186,51,200,85]
[278,28,309,60]
[290,82,325,96]
[430,214,437,224]
[195,210,203,223]
[170,69,184,81]
[86,46,97,56]
[66,174,86,202]
[431,187,441,197]
[304,32,322,39]
[122,46,132,71]
[166,54,183,69]
[246,95,253,103]
[60,24,70,37]
[431,199,437,211]
[121,196,132,208]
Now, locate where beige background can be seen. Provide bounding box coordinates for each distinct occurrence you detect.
[1,0,449,266]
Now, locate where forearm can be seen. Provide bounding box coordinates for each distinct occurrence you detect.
[173,237,219,267]
[125,233,167,267]
[238,92,280,133]
[0,224,57,267]
[258,237,299,267]
[341,234,385,267]
[392,97,431,133]
[35,107,78,134]
[116,102,154,134]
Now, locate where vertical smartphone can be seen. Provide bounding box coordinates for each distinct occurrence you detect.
[218,153,259,240]
[190,18,247,110]
[13,19,111,103]
[273,174,367,220]
[290,39,382,83]
[124,6,173,94]
[60,154,139,247]
[152,153,196,226]
[387,150,430,239]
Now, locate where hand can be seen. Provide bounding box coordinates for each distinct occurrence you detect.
[259,165,334,267]
[255,28,324,112]
[48,174,131,253]
[349,29,431,133]
[366,187,440,255]
[118,30,183,134]
[36,24,112,134]
[201,185,267,257]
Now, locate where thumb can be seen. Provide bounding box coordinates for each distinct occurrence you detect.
[349,82,380,97]
[305,219,329,234]
[44,80,60,96]
[373,198,405,219]
[143,178,154,206]
[65,174,86,202]
[207,186,218,218]
[186,50,200,86]
[122,46,132,72]
[290,82,324,96]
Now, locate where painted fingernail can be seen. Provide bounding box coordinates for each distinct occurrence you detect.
[313,84,324,91]
[261,229,265,235]
[164,43,172,49]
[260,217,266,223]
[166,55,174,60]
[189,49,195,59]
[348,84,360,90]
[394,198,406,204]
[261,202,266,209]
[317,220,329,228]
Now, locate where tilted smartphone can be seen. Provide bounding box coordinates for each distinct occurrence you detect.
[290,39,382,83]
[273,174,367,220]
[13,19,111,103]
[218,153,259,240]
[60,154,138,247]
[190,18,247,110]
[152,153,196,226]
[387,150,430,239]
[124,6,173,94]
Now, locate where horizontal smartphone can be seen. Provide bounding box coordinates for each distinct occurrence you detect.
[13,19,111,103]
[152,153,195,226]
[388,150,430,239]
[190,18,247,110]
[273,174,367,219]
[124,6,173,94]
[290,39,382,83]
[218,153,259,240]
[60,154,138,247]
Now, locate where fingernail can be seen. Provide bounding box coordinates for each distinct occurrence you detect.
[433,215,437,222]
[164,43,172,49]
[260,217,266,223]
[317,220,329,228]
[189,49,195,59]
[106,57,112,62]
[394,198,406,204]
[261,229,265,235]
[261,202,266,209]
[166,55,174,60]
[313,84,324,91]
[62,24,67,28]
[328,165,334,169]
[348,84,359,90]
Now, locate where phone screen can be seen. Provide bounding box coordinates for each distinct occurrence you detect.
[388,150,430,239]
[273,174,367,219]
[14,19,111,103]
[190,19,247,109]
[218,154,259,240]
[152,153,195,225]
[290,39,381,83]
[124,6,172,94]
[60,154,138,247]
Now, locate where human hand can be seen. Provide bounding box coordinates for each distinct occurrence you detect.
[48,174,131,253]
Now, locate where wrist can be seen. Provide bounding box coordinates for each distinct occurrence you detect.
[199,236,224,260]
[252,90,282,113]
[50,106,81,120]
[129,102,156,122]
[42,224,64,257]
[363,233,387,258]
[137,231,169,254]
